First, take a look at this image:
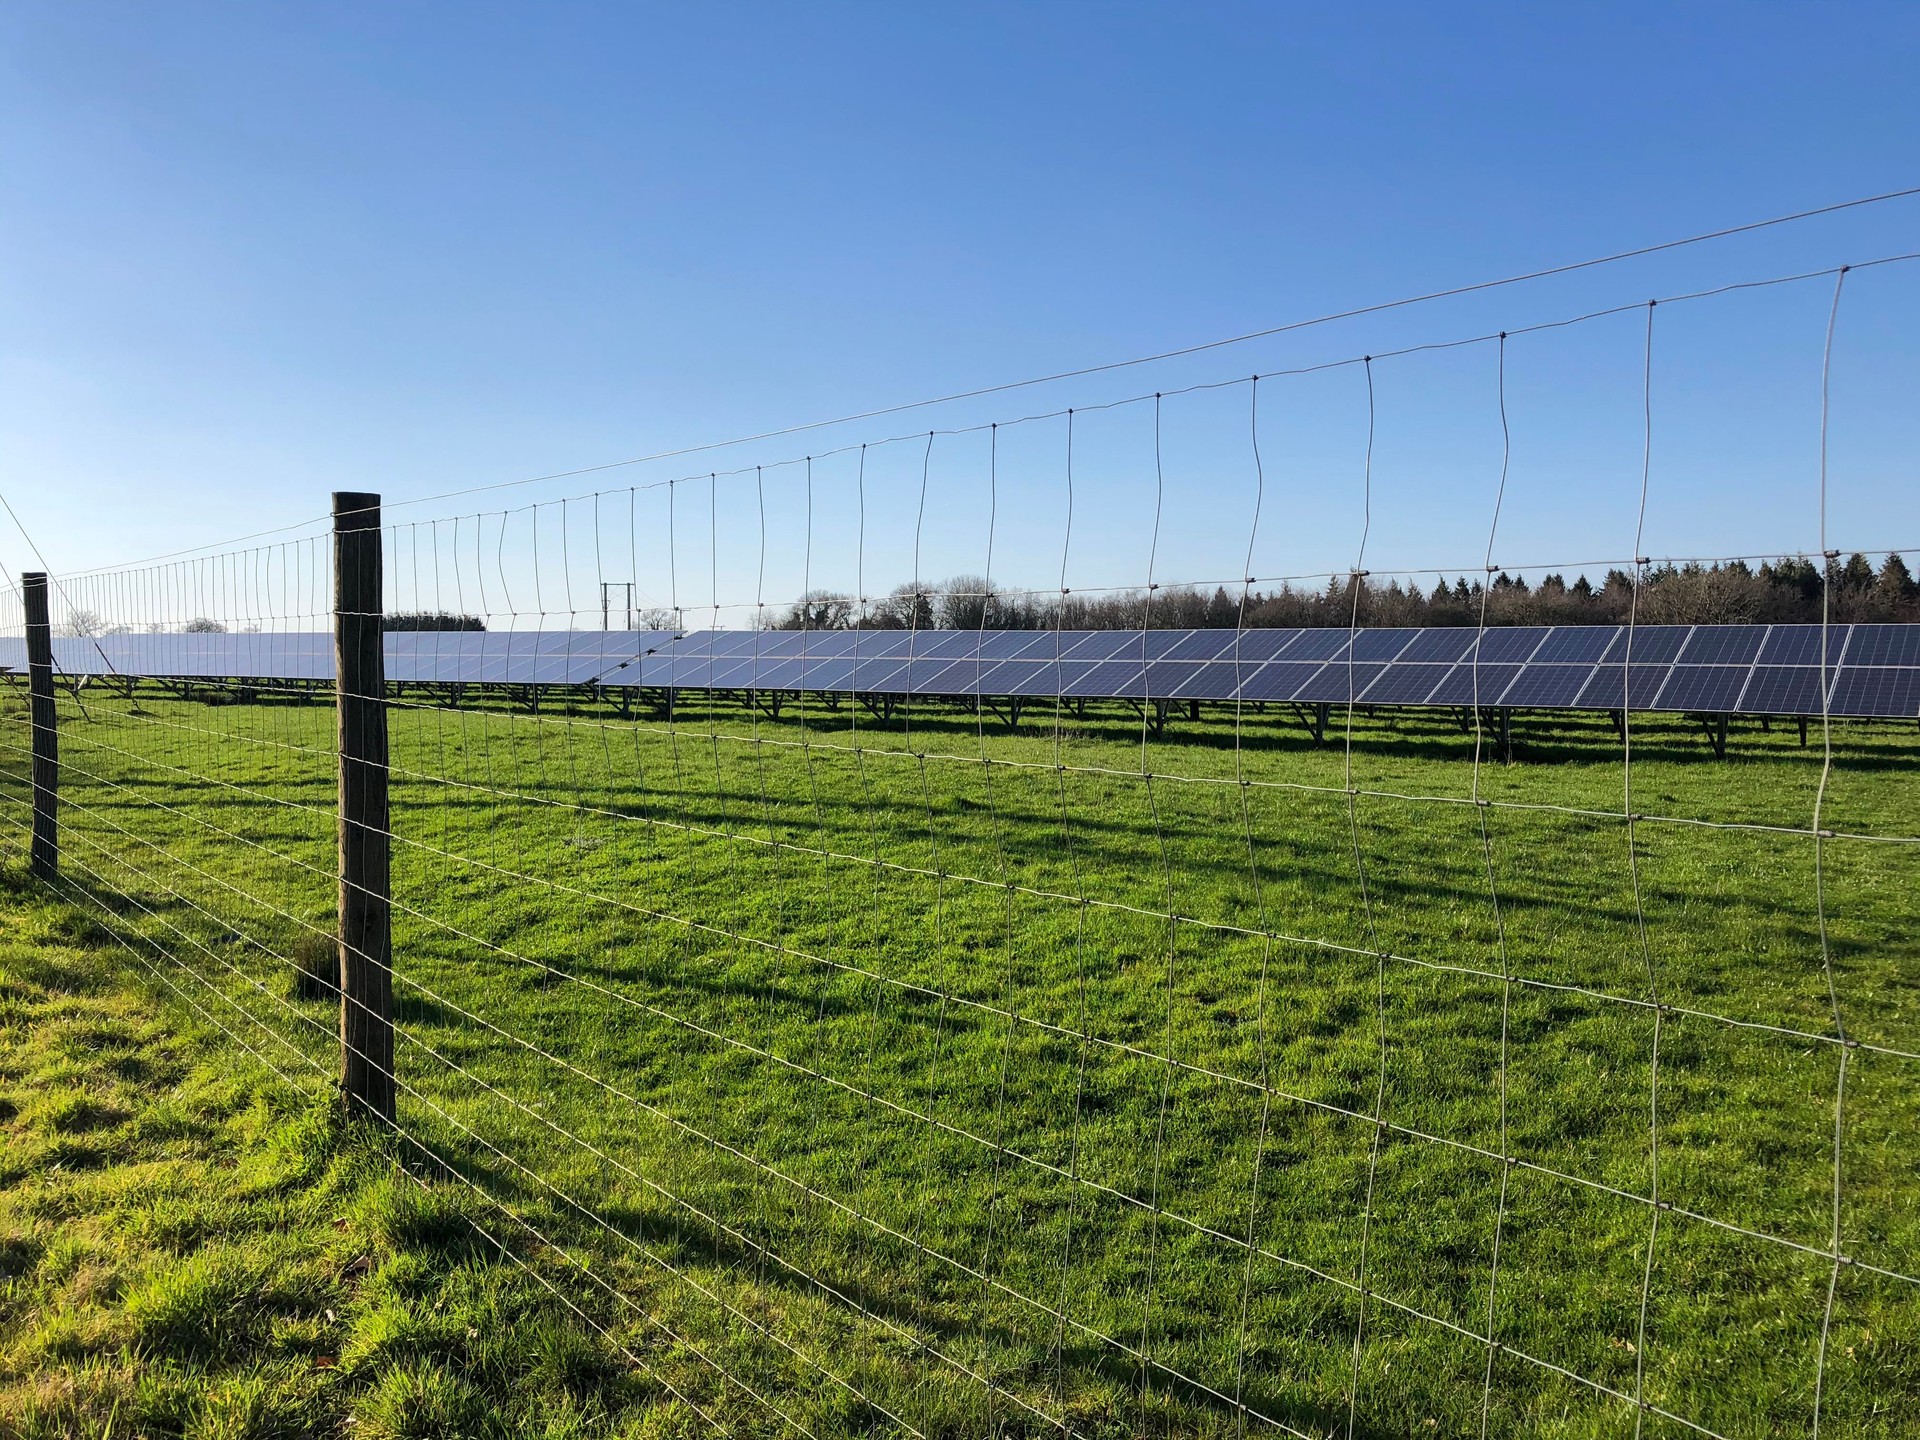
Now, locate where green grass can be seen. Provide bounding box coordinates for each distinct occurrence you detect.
[0,880,711,1438]
[3,684,1918,1437]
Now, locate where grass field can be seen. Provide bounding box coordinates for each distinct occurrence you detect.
[0,875,704,1439]
[4,680,1918,1438]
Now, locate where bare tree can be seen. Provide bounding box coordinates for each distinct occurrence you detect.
[779,590,855,631]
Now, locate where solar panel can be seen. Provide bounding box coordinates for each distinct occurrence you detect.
[485,633,552,684]
[1129,630,1194,660]
[33,624,1920,729]
[1358,663,1451,705]
[1741,666,1828,715]
[1654,666,1751,713]
[1345,628,1423,662]
[1218,628,1308,662]
[1000,660,1106,697]
[1678,625,1766,665]
[1277,629,1351,662]
[853,657,913,693]
[1059,631,1145,662]
[701,629,767,657]
[608,653,674,687]
[1842,624,1920,668]
[1167,661,1243,700]
[909,631,988,661]
[1398,628,1479,663]
[899,659,972,694]
[1828,667,1920,719]
[746,658,808,690]
[596,646,682,687]
[1758,625,1841,666]
[846,632,917,659]
[714,648,817,687]
[1499,664,1595,708]
[1236,662,1320,703]
[1294,662,1390,704]
[1600,625,1691,664]
[1073,661,1148,698]
[657,634,705,665]
[1135,660,1184,696]
[1152,629,1243,662]
[1425,662,1521,706]
[976,630,1052,661]
[792,630,862,658]
[702,655,777,688]
[962,659,1031,696]
[967,657,1030,693]
[1467,627,1551,664]
[533,630,598,655]
[796,656,858,690]
[913,659,977,694]
[1574,664,1675,710]
[1530,626,1617,663]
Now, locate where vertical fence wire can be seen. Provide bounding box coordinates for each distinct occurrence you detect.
[4,254,1918,1438]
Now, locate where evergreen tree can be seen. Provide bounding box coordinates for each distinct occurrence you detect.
[1841,552,1876,590]
[1879,553,1917,605]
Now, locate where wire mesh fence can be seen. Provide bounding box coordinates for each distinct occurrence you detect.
[3,251,1919,1438]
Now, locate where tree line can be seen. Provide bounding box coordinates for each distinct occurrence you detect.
[767,553,1920,631]
[47,556,1919,636]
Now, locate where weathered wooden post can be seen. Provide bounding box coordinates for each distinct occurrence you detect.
[333,493,395,1123]
[22,573,57,880]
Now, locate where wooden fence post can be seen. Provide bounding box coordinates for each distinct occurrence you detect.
[333,492,395,1124]
[22,573,57,880]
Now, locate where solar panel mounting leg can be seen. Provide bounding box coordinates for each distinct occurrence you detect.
[1498,707,1513,764]
[1710,713,1728,760]
[1797,717,1808,746]
[1189,699,1201,722]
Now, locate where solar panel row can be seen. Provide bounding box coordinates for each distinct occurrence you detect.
[2,624,1916,719]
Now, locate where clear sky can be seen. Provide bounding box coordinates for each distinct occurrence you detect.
[3,2,1918,625]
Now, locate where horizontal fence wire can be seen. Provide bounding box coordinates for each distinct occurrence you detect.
[5,249,1920,1438]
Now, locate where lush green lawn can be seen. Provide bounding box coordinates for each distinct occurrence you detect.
[4,683,1918,1438]
[0,875,706,1439]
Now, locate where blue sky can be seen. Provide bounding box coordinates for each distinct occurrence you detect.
[3,2,1918,626]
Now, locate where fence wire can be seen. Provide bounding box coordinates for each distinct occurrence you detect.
[4,252,1919,1439]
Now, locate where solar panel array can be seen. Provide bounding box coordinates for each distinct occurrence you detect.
[4,623,1917,718]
